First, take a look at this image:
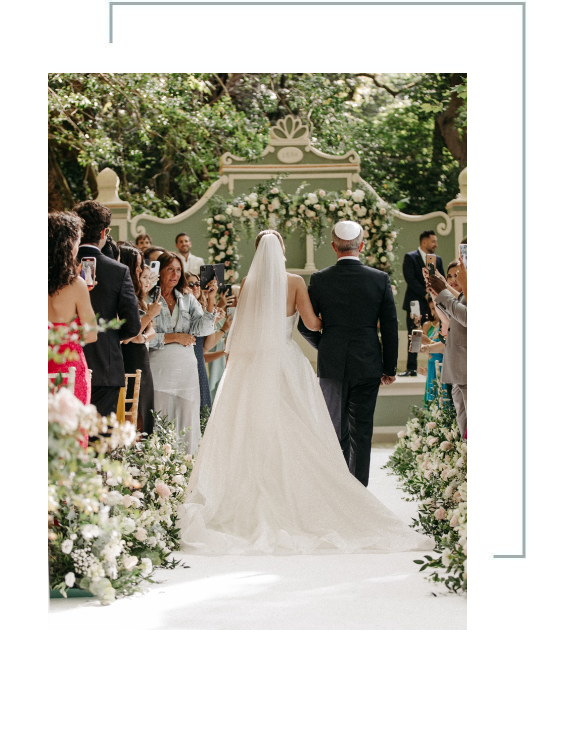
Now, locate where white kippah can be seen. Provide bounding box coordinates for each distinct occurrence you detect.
[334,220,362,240]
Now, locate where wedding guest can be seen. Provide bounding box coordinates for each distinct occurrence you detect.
[101,233,119,261]
[187,273,232,413]
[399,230,445,376]
[175,232,204,275]
[74,200,141,417]
[135,233,153,253]
[208,285,238,401]
[144,245,166,263]
[147,251,218,454]
[418,295,448,405]
[119,243,162,435]
[48,211,97,408]
[426,262,467,436]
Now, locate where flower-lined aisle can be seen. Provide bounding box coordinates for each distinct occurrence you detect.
[206,179,399,292]
[49,324,193,605]
[385,395,467,593]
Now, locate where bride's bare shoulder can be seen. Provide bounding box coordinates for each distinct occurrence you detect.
[286,272,305,286]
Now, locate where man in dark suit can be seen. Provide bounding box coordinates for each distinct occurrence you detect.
[298,221,398,487]
[73,201,141,417]
[399,229,445,376]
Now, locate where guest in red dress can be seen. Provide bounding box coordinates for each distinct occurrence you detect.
[48,212,98,410]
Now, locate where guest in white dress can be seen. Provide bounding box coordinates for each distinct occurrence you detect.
[147,252,217,455]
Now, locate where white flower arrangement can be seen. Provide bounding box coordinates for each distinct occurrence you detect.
[206,179,398,288]
[385,393,467,594]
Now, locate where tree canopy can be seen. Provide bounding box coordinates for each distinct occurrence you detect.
[48,73,466,217]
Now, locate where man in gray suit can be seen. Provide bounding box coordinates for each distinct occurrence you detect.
[427,269,467,436]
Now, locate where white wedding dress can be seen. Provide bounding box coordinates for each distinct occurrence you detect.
[178,234,433,555]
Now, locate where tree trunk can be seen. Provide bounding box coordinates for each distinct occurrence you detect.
[48,143,74,210]
[436,73,467,167]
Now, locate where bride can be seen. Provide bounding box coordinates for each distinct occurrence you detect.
[178,230,432,555]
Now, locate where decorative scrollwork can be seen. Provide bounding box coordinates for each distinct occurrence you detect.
[270,115,311,144]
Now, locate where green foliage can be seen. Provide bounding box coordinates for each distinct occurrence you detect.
[48,73,466,216]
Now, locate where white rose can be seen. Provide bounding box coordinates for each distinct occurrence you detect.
[134,528,147,542]
[65,572,76,588]
[226,248,233,255]
[172,474,186,486]
[351,189,365,202]
[426,436,438,446]
[426,422,437,430]
[306,192,318,204]
[61,539,73,555]
[441,549,452,567]
[121,517,136,533]
[179,464,188,474]
[140,558,153,578]
[218,251,226,260]
[397,429,406,439]
[106,489,124,507]
[122,555,138,571]
[231,207,242,218]
[48,387,82,434]
[81,524,100,540]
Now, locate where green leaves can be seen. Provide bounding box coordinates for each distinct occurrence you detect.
[48,73,465,217]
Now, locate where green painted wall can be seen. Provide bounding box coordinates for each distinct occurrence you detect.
[374,394,424,426]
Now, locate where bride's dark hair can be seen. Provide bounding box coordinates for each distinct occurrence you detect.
[255,229,285,253]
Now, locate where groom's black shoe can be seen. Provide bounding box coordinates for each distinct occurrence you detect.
[398,370,417,377]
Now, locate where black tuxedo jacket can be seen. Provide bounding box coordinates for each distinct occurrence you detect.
[401,250,445,314]
[298,259,398,380]
[78,245,141,387]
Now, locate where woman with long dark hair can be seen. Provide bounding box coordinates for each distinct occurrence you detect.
[119,243,162,435]
[48,211,97,407]
[147,251,218,454]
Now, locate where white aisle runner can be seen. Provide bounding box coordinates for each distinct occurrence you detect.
[48,448,466,630]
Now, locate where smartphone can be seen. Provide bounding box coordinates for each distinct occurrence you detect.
[409,300,421,317]
[426,254,437,276]
[149,284,161,303]
[200,263,225,290]
[459,244,467,268]
[149,260,160,277]
[409,329,423,353]
[81,257,97,290]
[223,283,233,297]
[226,306,236,317]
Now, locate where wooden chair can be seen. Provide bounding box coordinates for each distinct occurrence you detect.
[48,366,76,395]
[116,369,142,426]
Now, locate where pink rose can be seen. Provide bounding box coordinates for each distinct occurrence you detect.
[453,491,463,503]
[440,441,453,451]
[155,481,171,499]
[426,422,437,430]
[450,513,459,527]
[434,507,447,520]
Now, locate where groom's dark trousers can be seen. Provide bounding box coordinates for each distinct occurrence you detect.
[298,258,398,487]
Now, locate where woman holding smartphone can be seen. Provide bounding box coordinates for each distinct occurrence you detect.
[148,252,218,455]
[119,244,162,435]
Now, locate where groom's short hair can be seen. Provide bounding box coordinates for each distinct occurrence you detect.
[331,226,363,252]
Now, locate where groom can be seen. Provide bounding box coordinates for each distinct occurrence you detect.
[298,221,398,487]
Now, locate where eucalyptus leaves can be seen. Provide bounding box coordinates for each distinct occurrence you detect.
[206,180,398,291]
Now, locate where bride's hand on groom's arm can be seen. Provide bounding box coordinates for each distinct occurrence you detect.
[380,374,396,386]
